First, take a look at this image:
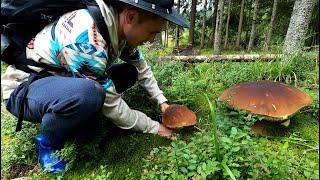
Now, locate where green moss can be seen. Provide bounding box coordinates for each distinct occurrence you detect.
[290,113,319,143]
[63,134,172,179]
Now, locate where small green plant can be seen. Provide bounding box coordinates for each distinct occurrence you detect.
[90,165,112,180]
[205,95,221,161]
[1,108,39,179]
[141,127,290,179]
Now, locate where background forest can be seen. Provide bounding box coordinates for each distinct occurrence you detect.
[160,0,319,56]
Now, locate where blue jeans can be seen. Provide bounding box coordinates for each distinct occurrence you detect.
[5,63,138,141]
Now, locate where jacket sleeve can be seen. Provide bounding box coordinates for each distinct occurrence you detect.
[135,60,167,104]
[119,46,168,104]
[101,79,160,134]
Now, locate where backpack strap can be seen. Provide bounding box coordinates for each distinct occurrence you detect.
[86,4,111,50]
[15,69,52,132]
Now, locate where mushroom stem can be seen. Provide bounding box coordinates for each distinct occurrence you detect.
[281,119,291,127]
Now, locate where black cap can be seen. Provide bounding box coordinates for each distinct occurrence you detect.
[118,0,189,28]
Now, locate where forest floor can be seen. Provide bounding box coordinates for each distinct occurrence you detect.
[1,47,319,179]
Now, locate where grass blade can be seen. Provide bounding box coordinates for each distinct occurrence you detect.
[205,94,221,162]
[221,161,237,180]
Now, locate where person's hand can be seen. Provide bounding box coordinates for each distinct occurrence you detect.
[157,123,173,139]
[160,102,170,113]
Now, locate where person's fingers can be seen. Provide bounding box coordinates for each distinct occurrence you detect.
[158,131,172,140]
[160,103,170,113]
[164,134,172,140]
[158,123,174,140]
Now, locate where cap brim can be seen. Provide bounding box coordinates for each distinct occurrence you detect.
[162,9,189,28]
[118,0,189,28]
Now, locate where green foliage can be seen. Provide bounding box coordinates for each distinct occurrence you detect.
[85,165,112,180]
[140,48,319,180]
[151,53,316,109]
[142,127,293,179]
[1,107,39,179]
[1,48,318,179]
[142,111,319,179]
[291,52,319,88]
[1,61,8,73]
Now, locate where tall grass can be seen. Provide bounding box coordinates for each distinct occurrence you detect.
[205,95,237,180]
[205,95,220,161]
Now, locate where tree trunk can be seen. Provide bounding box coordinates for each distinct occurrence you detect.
[175,0,181,47]
[264,0,279,51]
[155,33,162,46]
[163,29,166,47]
[166,22,169,47]
[213,0,225,55]
[283,0,315,56]
[247,0,259,51]
[244,0,252,49]
[236,0,245,48]
[211,0,219,46]
[175,27,180,46]
[189,0,197,45]
[200,0,208,48]
[224,0,232,49]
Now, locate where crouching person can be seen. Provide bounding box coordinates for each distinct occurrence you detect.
[1,0,188,173]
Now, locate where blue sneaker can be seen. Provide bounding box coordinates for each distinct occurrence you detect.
[35,134,67,173]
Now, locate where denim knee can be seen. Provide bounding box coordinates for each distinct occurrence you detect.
[40,80,106,139]
[48,79,105,116]
[76,80,105,113]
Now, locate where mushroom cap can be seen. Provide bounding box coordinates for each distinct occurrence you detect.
[162,104,197,129]
[219,80,312,121]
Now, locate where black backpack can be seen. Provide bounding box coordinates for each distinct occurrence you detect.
[1,0,111,132]
[1,0,110,73]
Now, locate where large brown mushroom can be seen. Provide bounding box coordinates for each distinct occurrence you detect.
[219,80,312,121]
[162,104,197,129]
[219,80,312,136]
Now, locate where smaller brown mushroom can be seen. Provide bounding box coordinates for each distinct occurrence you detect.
[162,104,197,129]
